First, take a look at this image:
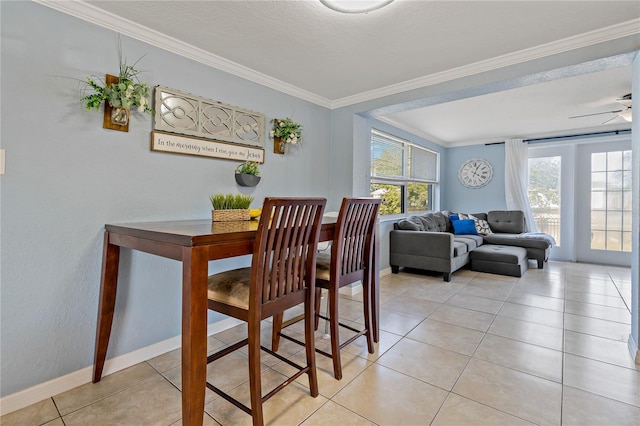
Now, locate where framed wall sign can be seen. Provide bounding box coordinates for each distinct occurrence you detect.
[151,131,264,163]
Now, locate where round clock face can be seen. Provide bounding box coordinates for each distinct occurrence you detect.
[458,158,493,188]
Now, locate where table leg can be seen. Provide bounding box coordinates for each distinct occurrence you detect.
[181,246,208,426]
[93,231,120,383]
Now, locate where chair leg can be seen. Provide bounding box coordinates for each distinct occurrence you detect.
[247,319,263,426]
[361,275,375,354]
[328,285,342,380]
[314,288,322,331]
[304,293,319,396]
[271,313,283,352]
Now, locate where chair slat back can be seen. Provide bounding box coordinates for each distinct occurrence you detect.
[252,197,326,306]
[332,198,381,278]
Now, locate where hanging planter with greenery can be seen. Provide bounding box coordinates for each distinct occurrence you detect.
[80,38,153,131]
[270,117,302,154]
[234,161,261,187]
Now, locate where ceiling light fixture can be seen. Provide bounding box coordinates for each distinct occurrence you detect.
[320,0,394,13]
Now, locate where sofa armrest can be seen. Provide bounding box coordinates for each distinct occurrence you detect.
[390,230,454,259]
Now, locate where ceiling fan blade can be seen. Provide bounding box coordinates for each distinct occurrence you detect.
[602,115,622,125]
[569,109,623,119]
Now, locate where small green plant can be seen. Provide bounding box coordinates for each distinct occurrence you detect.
[209,193,254,210]
[270,117,302,146]
[80,38,153,114]
[235,161,261,176]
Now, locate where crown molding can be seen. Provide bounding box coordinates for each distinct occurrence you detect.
[374,116,449,147]
[33,1,638,111]
[32,0,333,108]
[330,18,640,109]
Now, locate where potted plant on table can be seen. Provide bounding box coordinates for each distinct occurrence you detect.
[234,161,261,187]
[270,117,302,154]
[209,193,254,222]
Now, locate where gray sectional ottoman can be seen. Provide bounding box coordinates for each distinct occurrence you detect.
[469,245,528,277]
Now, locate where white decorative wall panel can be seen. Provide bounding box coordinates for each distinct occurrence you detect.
[154,86,264,148]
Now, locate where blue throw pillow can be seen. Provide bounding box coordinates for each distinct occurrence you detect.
[449,214,460,222]
[452,219,478,235]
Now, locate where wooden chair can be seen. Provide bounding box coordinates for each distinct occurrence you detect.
[272,197,380,380]
[205,197,326,426]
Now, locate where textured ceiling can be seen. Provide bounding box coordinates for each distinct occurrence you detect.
[86,0,638,101]
[45,0,640,145]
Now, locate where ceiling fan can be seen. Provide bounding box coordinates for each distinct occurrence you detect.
[569,93,632,123]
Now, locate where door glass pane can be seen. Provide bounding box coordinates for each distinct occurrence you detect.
[591,172,606,190]
[608,171,623,189]
[607,211,623,231]
[623,212,632,231]
[591,211,606,229]
[590,150,632,252]
[592,152,607,171]
[607,151,622,170]
[591,192,606,209]
[528,156,560,245]
[623,232,632,251]
[591,230,606,250]
[607,232,622,251]
[607,191,623,210]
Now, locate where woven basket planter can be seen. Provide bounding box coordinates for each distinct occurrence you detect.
[211,209,251,222]
[211,220,254,233]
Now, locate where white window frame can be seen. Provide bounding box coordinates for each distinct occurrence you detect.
[370,129,439,216]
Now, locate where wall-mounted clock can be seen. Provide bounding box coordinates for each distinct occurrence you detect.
[458,158,493,188]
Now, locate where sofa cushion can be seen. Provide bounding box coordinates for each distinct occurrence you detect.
[483,233,552,250]
[415,211,450,232]
[397,216,425,231]
[487,210,526,233]
[452,219,478,235]
[456,234,484,248]
[455,235,483,251]
[453,241,468,256]
[453,213,493,236]
[468,214,493,235]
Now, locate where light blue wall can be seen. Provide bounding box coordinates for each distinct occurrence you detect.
[0,2,332,396]
[444,143,506,213]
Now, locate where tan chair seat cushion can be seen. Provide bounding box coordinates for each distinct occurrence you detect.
[315,252,331,281]
[207,268,251,310]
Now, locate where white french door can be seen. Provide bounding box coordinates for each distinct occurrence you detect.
[575,139,632,266]
[528,135,632,266]
[528,145,574,261]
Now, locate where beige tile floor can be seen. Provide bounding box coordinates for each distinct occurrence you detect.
[4,261,640,425]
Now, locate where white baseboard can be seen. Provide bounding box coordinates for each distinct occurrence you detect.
[336,268,390,296]
[629,334,640,365]
[0,317,243,416]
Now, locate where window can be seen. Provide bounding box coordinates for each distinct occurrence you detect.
[370,130,438,215]
[528,156,561,245]
[590,150,632,252]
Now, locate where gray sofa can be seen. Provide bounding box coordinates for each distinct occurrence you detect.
[389,210,553,281]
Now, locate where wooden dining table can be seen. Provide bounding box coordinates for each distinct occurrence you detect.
[92,218,379,425]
